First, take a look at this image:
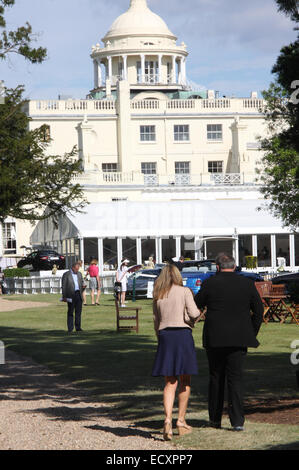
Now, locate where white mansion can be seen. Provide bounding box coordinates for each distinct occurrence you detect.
[2,0,298,271]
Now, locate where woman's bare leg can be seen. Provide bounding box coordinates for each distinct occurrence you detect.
[164,376,178,422]
[177,375,191,425]
[91,289,95,305]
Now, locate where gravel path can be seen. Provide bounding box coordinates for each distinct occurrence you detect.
[0,298,51,312]
[0,350,175,450]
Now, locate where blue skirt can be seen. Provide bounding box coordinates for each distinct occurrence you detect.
[152,328,198,377]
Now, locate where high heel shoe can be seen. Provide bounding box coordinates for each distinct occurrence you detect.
[176,420,192,437]
[163,420,173,441]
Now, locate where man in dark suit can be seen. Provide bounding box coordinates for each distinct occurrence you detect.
[194,253,263,431]
[62,261,84,333]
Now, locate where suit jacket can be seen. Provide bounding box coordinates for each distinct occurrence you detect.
[62,270,84,300]
[194,272,263,349]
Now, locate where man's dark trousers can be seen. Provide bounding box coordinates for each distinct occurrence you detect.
[67,291,82,332]
[206,347,247,427]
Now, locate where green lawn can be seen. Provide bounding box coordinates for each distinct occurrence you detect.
[0,294,299,450]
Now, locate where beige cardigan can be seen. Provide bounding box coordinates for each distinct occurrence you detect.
[153,285,201,335]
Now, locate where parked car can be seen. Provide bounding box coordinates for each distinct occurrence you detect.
[271,272,299,293]
[17,250,66,271]
[127,263,263,298]
[126,268,162,298]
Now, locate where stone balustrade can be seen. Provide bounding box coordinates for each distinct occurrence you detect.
[28,98,265,116]
[73,171,260,187]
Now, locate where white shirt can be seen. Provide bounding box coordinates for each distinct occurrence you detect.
[71,270,80,291]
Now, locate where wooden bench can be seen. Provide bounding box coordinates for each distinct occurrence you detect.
[114,298,141,333]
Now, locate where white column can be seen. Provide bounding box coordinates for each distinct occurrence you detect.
[178,57,182,84]
[117,238,123,267]
[122,55,128,80]
[290,234,295,269]
[158,54,162,83]
[0,222,3,258]
[252,235,257,257]
[271,235,276,269]
[234,237,240,266]
[141,54,145,83]
[155,237,162,264]
[98,238,104,275]
[97,60,102,87]
[79,238,84,265]
[181,57,186,85]
[93,60,99,89]
[136,237,142,265]
[108,56,112,80]
[175,236,181,259]
[172,56,176,84]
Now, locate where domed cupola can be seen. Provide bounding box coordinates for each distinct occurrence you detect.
[90,0,188,96]
[104,0,176,41]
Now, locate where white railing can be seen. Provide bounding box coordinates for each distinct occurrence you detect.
[143,174,159,186]
[131,99,160,110]
[167,99,195,109]
[211,173,241,185]
[4,275,116,295]
[201,99,231,109]
[30,99,116,114]
[29,98,265,115]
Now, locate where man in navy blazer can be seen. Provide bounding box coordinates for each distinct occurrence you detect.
[62,261,84,333]
[194,253,263,431]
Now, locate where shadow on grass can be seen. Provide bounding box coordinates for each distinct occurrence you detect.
[0,325,298,436]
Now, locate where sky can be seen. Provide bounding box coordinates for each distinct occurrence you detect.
[1,0,297,100]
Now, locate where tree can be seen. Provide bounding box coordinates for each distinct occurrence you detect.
[258,1,299,229]
[0,87,87,222]
[0,0,47,62]
[0,1,86,223]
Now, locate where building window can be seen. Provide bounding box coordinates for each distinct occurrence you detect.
[102,163,118,173]
[175,162,190,174]
[207,124,222,141]
[141,162,157,174]
[208,161,223,173]
[174,125,190,142]
[41,125,51,143]
[140,125,156,142]
[2,222,17,254]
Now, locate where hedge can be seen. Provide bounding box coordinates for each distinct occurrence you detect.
[3,268,30,278]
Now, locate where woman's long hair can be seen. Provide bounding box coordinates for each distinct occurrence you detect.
[153,264,183,301]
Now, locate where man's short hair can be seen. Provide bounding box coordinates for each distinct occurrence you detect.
[72,261,80,268]
[215,253,236,270]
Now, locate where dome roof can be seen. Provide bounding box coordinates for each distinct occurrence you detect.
[103,0,176,41]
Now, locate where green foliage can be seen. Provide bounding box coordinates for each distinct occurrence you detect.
[258,4,299,230]
[245,256,258,269]
[4,267,30,277]
[0,86,87,221]
[0,0,47,62]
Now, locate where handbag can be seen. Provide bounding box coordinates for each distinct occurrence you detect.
[114,281,122,293]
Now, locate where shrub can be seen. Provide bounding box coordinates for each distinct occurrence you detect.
[245,255,258,269]
[3,268,30,278]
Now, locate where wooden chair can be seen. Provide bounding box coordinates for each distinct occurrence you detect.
[255,281,272,323]
[114,298,141,333]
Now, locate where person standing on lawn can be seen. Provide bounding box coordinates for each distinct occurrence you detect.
[194,253,263,431]
[86,259,101,306]
[152,264,201,441]
[116,259,130,307]
[62,261,84,333]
